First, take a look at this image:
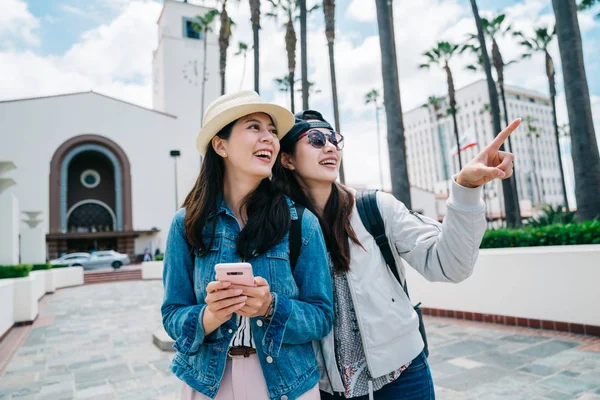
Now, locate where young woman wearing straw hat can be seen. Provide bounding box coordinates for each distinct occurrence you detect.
[273,110,520,400]
[161,91,334,400]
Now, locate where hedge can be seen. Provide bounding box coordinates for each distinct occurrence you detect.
[32,263,52,271]
[481,220,600,249]
[0,264,33,279]
[154,254,164,261]
[51,264,70,269]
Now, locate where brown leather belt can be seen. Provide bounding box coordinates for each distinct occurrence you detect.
[227,346,256,358]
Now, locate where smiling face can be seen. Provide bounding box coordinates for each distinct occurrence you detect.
[211,112,280,180]
[281,122,342,186]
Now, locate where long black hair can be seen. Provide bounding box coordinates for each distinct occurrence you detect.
[182,119,290,260]
[272,155,362,274]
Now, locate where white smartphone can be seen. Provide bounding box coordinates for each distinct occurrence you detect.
[214,262,255,286]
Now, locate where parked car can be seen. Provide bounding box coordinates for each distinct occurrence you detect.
[49,250,130,270]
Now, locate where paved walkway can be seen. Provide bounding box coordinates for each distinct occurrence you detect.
[0,281,598,399]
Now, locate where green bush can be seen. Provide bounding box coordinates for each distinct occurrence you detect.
[481,220,600,249]
[32,263,52,271]
[0,264,33,279]
[527,204,576,227]
[51,264,70,269]
[154,254,164,261]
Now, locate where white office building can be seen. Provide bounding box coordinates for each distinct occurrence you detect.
[403,79,574,217]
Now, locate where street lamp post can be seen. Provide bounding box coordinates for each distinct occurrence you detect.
[170,150,181,211]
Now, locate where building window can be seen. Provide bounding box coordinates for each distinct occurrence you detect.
[81,169,101,189]
[183,17,203,40]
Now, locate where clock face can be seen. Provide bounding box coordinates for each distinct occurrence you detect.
[182,60,200,86]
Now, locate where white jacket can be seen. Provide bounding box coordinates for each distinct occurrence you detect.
[315,178,487,394]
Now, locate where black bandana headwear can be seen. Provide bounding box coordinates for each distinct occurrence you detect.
[280,110,334,152]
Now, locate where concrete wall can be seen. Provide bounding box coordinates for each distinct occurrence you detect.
[405,244,600,326]
[0,280,14,338]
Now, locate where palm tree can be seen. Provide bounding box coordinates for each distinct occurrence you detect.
[323,0,345,184]
[249,0,261,93]
[552,0,600,221]
[419,42,463,170]
[422,95,451,194]
[299,0,308,110]
[523,115,544,206]
[234,41,249,90]
[375,0,411,208]
[191,10,219,124]
[514,26,570,211]
[578,0,600,18]
[274,75,297,108]
[365,89,384,190]
[468,0,522,227]
[268,0,298,112]
[462,13,514,128]
[218,1,237,95]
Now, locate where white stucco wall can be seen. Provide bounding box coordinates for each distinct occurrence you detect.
[405,244,600,326]
[0,280,14,338]
[0,93,197,256]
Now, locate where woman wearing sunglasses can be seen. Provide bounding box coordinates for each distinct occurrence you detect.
[161,93,334,400]
[273,110,520,400]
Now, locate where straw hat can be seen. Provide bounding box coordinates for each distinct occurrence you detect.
[196,90,295,155]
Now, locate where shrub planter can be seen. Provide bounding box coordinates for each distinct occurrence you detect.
[11,276,38,323]
[0,280,14,337]
[405,244,600,329]
[54,266,84,289]
[142,261,164,280]
[29,271,46,301]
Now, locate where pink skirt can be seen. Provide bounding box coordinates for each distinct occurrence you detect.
[181,354,319,400]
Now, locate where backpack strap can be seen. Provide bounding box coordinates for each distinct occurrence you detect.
[289,205,305,273]
[356,190,409,297]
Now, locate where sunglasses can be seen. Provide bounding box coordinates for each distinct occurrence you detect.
[298,129,345,151]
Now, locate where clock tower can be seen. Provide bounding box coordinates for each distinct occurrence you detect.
[152,0,220,135]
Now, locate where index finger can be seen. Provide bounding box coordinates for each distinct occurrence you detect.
[206,280,231,292]
[488,118,521,151]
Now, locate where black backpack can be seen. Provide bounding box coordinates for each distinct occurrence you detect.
[289,193,429,357]
[356,190,429,357]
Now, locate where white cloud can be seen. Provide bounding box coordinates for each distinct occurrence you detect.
[1,0,598,188]
[59,4,88,17]
[0,1,161,106]
[0,0,40,48]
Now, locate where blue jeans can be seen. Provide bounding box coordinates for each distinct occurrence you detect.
[320,351,435,400]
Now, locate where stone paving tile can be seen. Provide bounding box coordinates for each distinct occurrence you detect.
[519,340,582,359]
[1,281,599,400]
[539,375,598,396]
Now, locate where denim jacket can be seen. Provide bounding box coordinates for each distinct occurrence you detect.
[161,196,334,400]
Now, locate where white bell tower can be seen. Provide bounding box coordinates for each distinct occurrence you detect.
[152,0,220,134]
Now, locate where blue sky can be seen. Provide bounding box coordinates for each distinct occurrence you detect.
[2,0,599,188]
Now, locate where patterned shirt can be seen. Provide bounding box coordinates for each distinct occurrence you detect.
[229,315,255,348]
[332,266,410,398]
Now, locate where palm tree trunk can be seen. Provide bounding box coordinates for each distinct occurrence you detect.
[552,0,600,221]
[375,0,411,207]
[545,51,570,210]
[470,0,521,227]
[528,134,543,205]
[289,71,295,113]
[219,1,229,95]
[239,53,247,91]
[496,54,522,223]
[250,0,260,93]
[299,0,309,110]
[327,40,345,184]
[445,64,462,171]
[434,113,451,194]
[201,26,208,125]
[375,103,384,190]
